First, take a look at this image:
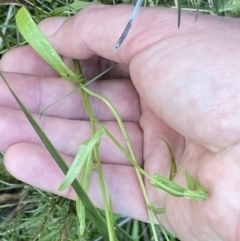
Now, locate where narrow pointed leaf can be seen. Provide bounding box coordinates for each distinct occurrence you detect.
[183,169,209,196]
[150,174,185,197]
[147,205,166,215]
[76,196,85,235]
[51,0,101,15]
[15,7,79,82]
[183,189,208,201]
[59,139,90,191]
[194,179,209,193]
[77,152,94,235]
[59,127,105,191]
[160,138,177,181]
[183,169,195,190]
[212,0,220,14]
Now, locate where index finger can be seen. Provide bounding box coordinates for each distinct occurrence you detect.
[38,5,196,63]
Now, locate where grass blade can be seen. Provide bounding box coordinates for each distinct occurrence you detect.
[77,152,94,235]
[177,0,182,28]
[0,72,110,241]
[114,0,143,49]
[212,0,220,14]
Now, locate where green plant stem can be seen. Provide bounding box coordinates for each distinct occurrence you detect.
[74,60,117,241]
[93,146,117,241]
[94,122,152,179]
[39,63,117,118]
[81,86,159,240]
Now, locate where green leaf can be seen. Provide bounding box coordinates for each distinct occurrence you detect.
[0,72,109,241]
[150,174,186,197]
[38,229,59,241]
[131,219,139,240]
[183,190,208,201]
[15,7,80,83]
[160,138,177,181]
[58,140,89,191]
[147,205,166,215]
[212,0,221,14]
[194,178,208,192]
[76,197,85,235]
[183,169,209,200]
[221,3,240,11]
[183,169,195,190]
[77,152,94,235]
[59,127,105,191]
[51,0,101,15]
[182,170,209,200]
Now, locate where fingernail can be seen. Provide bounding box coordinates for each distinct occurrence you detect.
[38,17,67,36]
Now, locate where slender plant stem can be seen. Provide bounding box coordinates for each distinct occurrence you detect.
[81,86,159,240]
[74,60,117,241]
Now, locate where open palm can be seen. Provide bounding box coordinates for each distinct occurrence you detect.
[1,5,240,241]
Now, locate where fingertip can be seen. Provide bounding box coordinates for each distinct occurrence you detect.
[4,143,150,221]
[4,143,72,198]
[0,45,59,77]
[3,144,24,180]
[37,5,185,64]
[38,16,67,36]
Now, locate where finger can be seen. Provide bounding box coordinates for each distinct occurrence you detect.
[38,5,201,62]
[4,143,148,221]
[0,45,60,77]
[39,5,235,62]
[0,72,140,122]
[0,106,142,165]
[0,45,130,79]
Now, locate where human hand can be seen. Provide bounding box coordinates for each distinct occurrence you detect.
[1,5,240,241]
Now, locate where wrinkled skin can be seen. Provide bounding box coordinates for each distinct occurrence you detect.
[1,5,240,241]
